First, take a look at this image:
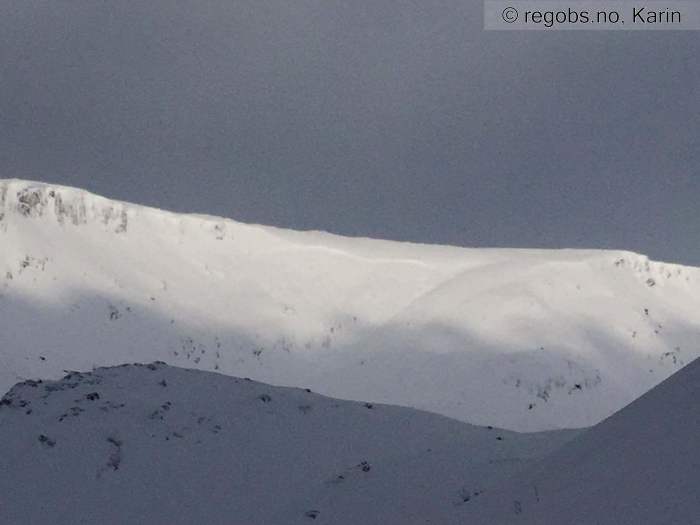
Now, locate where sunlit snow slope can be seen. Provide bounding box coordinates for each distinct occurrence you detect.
[1,179,699,430]
[0,363,576,525]
[465,357,700,524]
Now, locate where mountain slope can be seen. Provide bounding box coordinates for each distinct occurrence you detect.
[464,356,700,524]
[2,179,700,430]
[0,363,576,525]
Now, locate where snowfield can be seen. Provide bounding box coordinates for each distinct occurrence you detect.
[464,355,700,524]
[0,363,576,525]
[1,179,700,431]
[1,359,697,524]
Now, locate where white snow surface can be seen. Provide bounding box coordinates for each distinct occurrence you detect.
[2,179,700,431]
[0,363,576,525]
[464,356,700,524]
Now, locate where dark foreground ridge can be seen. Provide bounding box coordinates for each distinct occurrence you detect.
[464,357,700,525]
[0,362,575,525]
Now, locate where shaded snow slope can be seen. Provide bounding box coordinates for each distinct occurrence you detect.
[465,357,700,524]
[2,179,700,430]
[0,363,576,525]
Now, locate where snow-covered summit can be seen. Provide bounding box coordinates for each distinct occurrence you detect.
[2,179,700,430]
[0,363,575,525]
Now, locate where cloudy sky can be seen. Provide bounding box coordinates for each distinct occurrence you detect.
[1,1,698,264]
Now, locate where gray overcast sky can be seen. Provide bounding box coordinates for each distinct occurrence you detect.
[1,1,698,264]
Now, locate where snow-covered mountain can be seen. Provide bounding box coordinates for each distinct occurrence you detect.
[464,356,700,524]
[2,179,699,431]
[0,363,577,525]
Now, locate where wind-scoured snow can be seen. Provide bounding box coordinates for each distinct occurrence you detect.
[464,357,700,524]
[2,179,700,430]
[0,363,576,525]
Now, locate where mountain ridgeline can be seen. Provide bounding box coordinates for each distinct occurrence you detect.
[1,179,699,431]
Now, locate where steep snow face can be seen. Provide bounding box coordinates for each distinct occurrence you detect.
[0,363,576,525]
[465,357,700,525]
[1,179,700,430]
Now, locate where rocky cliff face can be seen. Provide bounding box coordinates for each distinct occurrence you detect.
[1,180,127,231]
